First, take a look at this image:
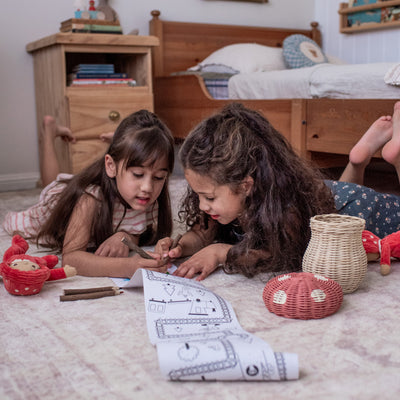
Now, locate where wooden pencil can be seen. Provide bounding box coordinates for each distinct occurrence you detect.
[163,234,183,262]
[60,288,123,301]
[63,286,118,295]
[121,237,155,259]
[121,234,182,262]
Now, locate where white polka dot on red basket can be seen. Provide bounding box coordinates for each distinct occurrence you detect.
[273,290,287,305]
[311,289,326,302]
[278,274,291,281]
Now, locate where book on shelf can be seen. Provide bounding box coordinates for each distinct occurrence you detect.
[73,64,115,73]
[69,78,137,87]
[61,18,121,28]
[69,72,128,79]
[60,23,123,34]
[60,17,123,33]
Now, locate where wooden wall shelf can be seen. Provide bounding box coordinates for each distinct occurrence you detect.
[339,1,400,33]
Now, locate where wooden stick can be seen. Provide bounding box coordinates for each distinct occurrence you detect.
[121,237,155,259]
[63,286,118,295]
[121,234,182,262]
[171,234,183,250]
[163,234,183,262]
[60,288,123,302]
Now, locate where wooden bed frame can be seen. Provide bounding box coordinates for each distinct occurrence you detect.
[149,10,398,168]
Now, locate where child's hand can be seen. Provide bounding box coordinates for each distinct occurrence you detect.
[131,253,168,273]
[155,235,183,261]
[173,243,230,281]
[95,232,130,257]
[154,237,173,259]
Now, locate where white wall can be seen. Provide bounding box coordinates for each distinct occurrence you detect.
[315,0,400,63]
[0,0,314,191]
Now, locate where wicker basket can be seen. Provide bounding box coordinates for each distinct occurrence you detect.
[302,214,367,294]
[263,272,343,320]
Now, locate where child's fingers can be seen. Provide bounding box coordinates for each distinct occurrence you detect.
[139,256,168,271]
[147,263,168,273]
[173,263,199,279]
[156,237,173,259]
[195,269,212,281]
[146,251,162,260]
[168,245,182,259]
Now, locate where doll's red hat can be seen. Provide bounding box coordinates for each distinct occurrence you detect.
[1,235,58,295]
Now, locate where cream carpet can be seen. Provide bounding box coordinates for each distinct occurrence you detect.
[1,176,400,399]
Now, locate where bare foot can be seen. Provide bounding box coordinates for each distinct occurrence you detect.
[349,115,393,167]
[100,131,114,143]
[382,101,400,172]
[42,115,76,143]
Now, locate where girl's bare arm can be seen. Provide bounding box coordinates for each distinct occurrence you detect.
[62,194,167,277]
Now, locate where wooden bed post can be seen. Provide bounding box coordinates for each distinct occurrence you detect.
[310,22,321,46]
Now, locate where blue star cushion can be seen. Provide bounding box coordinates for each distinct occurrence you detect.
[283,34,328,69]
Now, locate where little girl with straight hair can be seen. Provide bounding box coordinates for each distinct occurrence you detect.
[4,110,174,278]
[160,102,400,281]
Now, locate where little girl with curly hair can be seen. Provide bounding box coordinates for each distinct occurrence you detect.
[159,102,400,281]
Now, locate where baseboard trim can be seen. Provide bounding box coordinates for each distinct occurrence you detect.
[0,172,40,192]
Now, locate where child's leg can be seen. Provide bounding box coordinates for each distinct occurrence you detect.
[39,116,75,187]
[382,101,400,183]
[339,115,393,184]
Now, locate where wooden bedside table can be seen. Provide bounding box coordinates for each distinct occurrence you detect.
[26,33,159,180]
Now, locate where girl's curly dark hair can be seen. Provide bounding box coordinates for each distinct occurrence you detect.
[179,103,335,277]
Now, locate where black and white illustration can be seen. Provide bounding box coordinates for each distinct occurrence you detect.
[138,270,299,381]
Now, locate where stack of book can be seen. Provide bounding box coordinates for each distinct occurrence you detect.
[68,64,136,87]
[60,18,123,34]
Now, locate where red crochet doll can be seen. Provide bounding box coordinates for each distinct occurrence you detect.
[362,230,400,276]
[0,235,76,295]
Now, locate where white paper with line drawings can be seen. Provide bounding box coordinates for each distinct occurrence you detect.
[137,269,298,381]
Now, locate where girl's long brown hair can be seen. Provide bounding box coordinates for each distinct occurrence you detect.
[179,103,335,277]
[37,110,175,252]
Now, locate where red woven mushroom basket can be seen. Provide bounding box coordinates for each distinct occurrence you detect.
[263,272,343,320]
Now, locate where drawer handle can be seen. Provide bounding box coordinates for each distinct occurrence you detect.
[109,110,120,122]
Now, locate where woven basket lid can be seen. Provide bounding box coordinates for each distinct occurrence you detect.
[263,272,343,320]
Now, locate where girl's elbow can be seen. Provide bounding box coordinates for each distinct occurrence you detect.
[61,252,73,268]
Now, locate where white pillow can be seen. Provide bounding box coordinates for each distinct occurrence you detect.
[326,54,348,65]
[384,63,400,86]
[188,43,286,74]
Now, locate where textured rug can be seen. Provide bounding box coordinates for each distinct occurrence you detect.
[1,177,400,399]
